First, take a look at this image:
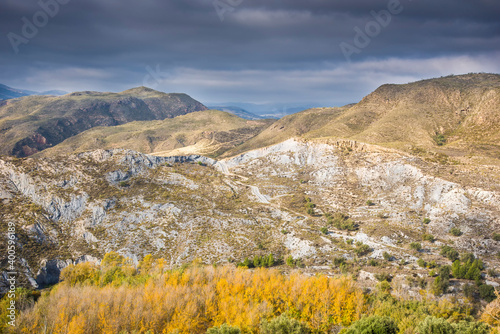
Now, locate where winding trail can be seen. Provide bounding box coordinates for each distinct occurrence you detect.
[249,185,270,204]
[217,161,275,205]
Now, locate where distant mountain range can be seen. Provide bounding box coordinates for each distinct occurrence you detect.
[210,102,324,118]
[1,73,499,164]
[0,83,68,100]
[206,106,263,120]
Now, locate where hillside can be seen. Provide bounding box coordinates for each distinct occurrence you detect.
[307,73,500,162]
[224,74,500,164]
[38,110,274,158]
[0,87,207,157]
[223,106,352,157]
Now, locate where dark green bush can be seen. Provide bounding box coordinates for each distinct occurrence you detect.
[410,242,422,251]
[374,273,391,282]
[207,324,241,334]
[416,316,454,334]
[344,315,398,334]
[431,276,449,296]
[440,246,459,262]
[434,134,446,146]
[451,258,483,281]
[478,284,496,302]
[329,212,358,231]
[355,243,372,256]
[333,257,346,267]
[237,254,276,268]
[260,314,311,334]
[449,228,462,237]
[423,234,435,243]
[415,316,490,334]
[453,321,490,334]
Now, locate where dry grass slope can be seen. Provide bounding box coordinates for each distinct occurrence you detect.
[38,110,274,158]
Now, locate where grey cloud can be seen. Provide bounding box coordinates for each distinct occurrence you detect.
[0,0,499,104]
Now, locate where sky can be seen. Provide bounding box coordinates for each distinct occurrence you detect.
[1,0,500,106]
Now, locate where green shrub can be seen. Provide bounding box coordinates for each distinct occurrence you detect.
[423,218,431,224]
[460,253,475,263]
[355,244,372,256]
[449,228,462,236]
[383,252,392,261]
[366,200,375,206]
[207,324,241,334]
[492,233,500,242]
[440,246,459,262]
[434,134,446,146]
[415,316,491,334]
[344,315,398,334]
[451,258,483,281]
[416,316,454,334]
[417,259,427,268]
[368,259,379,267]
[427,260,437,269]
[478,284,496,302]
[377,281,392,293]
[439,266,451,279]
[410,242,422,251]
[462,283,475,299]
[333,257,346,267]
[119,181,130,187]
[260,314,311,334]
[320,227,329,235]
[329,213,358,231]
[375,273,391,282]
[453,321,490,334]
[431,276,449,296]
[423,234,435,243]
[237,254,276,268]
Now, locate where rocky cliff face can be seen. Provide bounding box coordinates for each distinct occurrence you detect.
[1,138,499,293]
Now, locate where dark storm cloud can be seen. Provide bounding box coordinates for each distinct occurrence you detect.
[0,0,499,104]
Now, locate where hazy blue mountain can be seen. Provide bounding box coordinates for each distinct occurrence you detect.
[38,90,68,96]
[0,84,37,100]
[0,84,68,100]
[208,105,263,120]
[214,102,327,118]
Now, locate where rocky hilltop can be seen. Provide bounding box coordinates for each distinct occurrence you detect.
[1,138,499,295]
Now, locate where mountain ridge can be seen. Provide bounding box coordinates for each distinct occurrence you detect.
[0,87,208,157]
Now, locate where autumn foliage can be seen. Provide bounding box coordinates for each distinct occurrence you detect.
[482,289,500,332]
[13,256,365,333]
